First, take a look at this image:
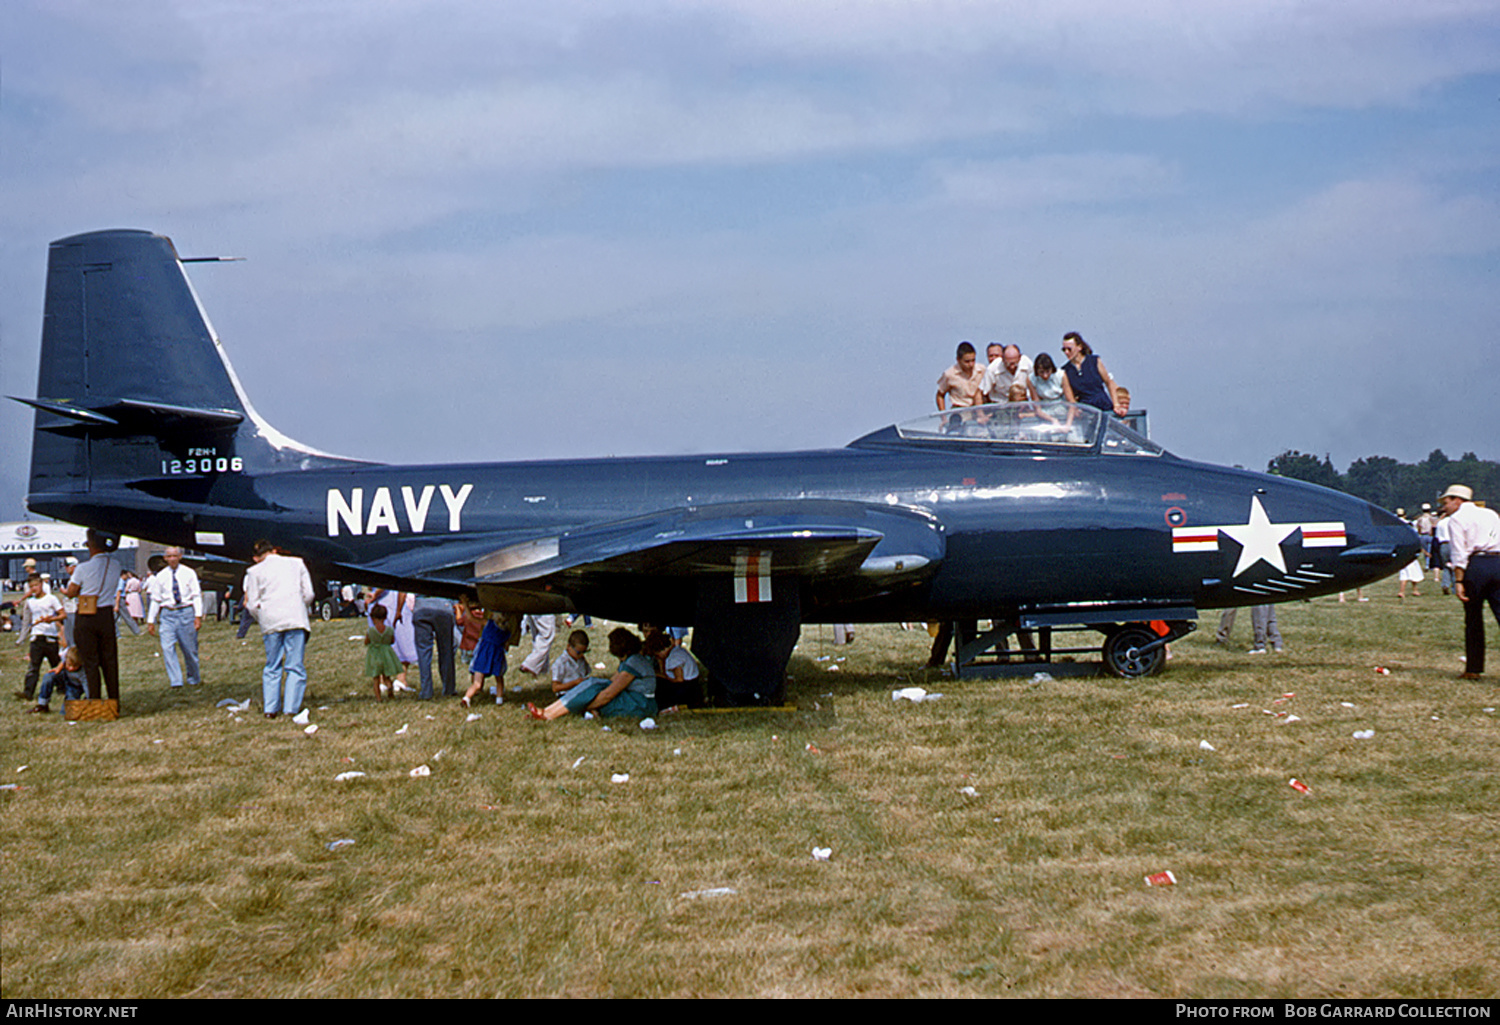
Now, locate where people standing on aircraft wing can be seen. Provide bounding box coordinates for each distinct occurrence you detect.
[411,595,457,699]
[29,648,87,714]
[519,614,556,677]
[980,344,1033,404]
[17,574,65,704]
[1060,332,1119,412]
[243,539,315,718]
[936,341,985,410]
[1440,484,1500,680]
[461,607,518,707]
[364,603,402,702]
[65,529,123,705]
[550,629,591,694]
[1028,353,1066,402]
[146,547,203,689]
[526,627,657,721]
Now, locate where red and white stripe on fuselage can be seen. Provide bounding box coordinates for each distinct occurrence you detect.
[733,550,773,603]
[1172,522,1346,553]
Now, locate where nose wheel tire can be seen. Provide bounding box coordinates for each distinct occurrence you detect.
[1103,625,1166,678]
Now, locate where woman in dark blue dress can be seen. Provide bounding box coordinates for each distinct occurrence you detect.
[1060,332,1120,412]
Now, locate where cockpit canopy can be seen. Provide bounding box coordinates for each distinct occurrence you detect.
[852,403,1165,457]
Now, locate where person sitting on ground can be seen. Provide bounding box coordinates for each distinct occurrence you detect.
[551,629,592,694]
[654,630,704,709]
[30,648,88,714]
[526,627,657,721]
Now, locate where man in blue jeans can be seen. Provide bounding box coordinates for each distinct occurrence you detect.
[413,595,456,699]
[243,540,315,718]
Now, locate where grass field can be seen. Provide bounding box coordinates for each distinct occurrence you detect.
[2,588,1496,999]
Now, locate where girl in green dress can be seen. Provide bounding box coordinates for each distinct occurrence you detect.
[364,603,403,701]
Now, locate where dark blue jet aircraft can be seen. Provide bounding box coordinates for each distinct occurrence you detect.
[17,230,1418,701]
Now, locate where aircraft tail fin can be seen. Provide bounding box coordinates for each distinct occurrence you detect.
[21,229,355,532]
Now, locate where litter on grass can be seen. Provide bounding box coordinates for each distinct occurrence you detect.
[1145,871,1177,887]
[1353,729,1375,739]
[811,847,832,861]
[893,686,942,703]
[679,887,737,899]
[334,771,367,781]
[1289,778,1311,794]
[410,765,431,778]
[326,839,355,851]
[611,773,630,784]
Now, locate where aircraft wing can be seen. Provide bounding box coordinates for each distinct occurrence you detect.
[473,499,946,589]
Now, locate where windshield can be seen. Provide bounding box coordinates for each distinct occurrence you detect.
[893,403,1105,449]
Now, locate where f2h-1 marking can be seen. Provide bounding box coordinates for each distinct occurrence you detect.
[327,484,473,536]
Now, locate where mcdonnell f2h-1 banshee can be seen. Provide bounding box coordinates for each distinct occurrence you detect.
[16,230,1419,702]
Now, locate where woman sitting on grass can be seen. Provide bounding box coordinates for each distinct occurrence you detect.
[526,627,656,721]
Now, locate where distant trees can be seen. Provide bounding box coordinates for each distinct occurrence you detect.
[1266,448,1500,513]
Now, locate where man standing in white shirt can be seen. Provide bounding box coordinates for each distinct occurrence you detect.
[980,344,1033,404]
[243,540,315,718]
[146,547,203,689]
[1440,484,1500,680]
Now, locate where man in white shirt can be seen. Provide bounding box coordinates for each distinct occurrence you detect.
[146,547,203,689]
[243,539,315,717]
[1440,484,1500,680]
[17,574,65,703]
[980,344,1033,404]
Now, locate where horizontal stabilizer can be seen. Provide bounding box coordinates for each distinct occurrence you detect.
[15,395,243,437]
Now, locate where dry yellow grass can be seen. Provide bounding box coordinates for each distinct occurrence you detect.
[1,592,1496,998]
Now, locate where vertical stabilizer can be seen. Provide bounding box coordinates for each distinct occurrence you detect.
[22,229,355,535]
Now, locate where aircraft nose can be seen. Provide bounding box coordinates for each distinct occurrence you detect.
[1339,502,1421,578]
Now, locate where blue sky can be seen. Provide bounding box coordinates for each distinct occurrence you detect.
[2,1,1498,521]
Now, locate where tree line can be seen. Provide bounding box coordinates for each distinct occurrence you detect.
[1266,449,1499,513]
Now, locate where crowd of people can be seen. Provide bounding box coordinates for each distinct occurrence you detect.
[935,332,1131,419]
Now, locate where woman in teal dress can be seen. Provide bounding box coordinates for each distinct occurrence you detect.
[526,627,657,721]
[364,603,403,700]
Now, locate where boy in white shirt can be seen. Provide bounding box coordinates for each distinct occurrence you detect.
[550,630,591,694]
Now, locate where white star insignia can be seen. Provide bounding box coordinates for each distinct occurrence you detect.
[1219,496,1297,577]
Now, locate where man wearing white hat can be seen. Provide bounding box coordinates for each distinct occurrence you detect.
[1439,484,1500,680]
